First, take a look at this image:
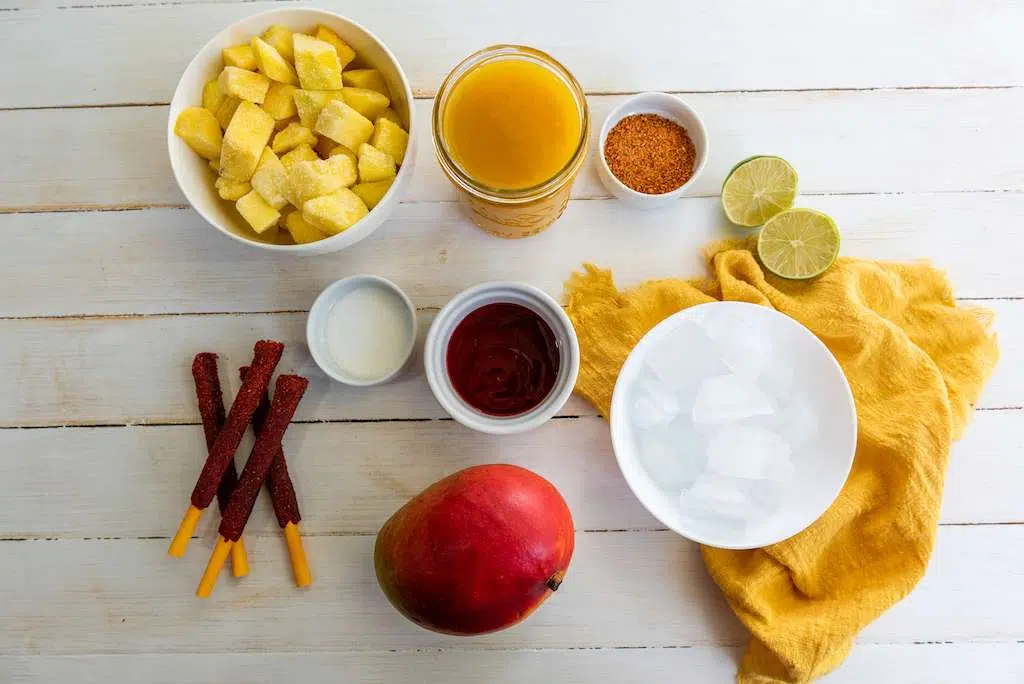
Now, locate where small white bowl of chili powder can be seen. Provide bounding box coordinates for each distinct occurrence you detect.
[597,92,708,208]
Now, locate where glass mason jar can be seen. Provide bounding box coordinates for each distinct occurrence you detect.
[432,45,590,239]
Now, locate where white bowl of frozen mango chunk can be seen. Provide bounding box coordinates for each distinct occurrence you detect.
[168,8,415,254]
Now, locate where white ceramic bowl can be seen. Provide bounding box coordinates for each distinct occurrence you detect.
[307,275,416,386]
[610,301,857,549]
[167,8,416,255]
[597,92,708,209]
[425,282,580,435]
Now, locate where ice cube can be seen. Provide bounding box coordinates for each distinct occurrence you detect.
[704,425,794,481]
[699,310,773,377]
[631,379,682,429]
[691,373,774,425]
[678,472,757,522]
[771,391,819,450]
[644,320,724,387]
[635,418,707,491]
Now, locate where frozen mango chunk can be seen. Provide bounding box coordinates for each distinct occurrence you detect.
[215,176,251,201]
[222,44,258,71]
[218,66,270,104]
[341,87,390,121]
[293,33,343,90]
[370,117,409,165]
[209,157,221,173]
[251,147,289,210]
[377,107,402,126]
[262,82,298,121]
[284,210,328,244]
[351,178,393,209]
[261,25,294,62]
[302,188,368,235]
[328,143,356,163]
[271,122,317,155]
[293,89,345,129]
[219,101,275,181]
[314,25,356,68]
[315,100,373,152]
[236,189,281,234]
[202,79,224,113]
[214,96,241,130]
[174,106,223,160]
[357,143,396,183]
[285,155,357,207]
[280,143,319,169]
[342,69,389,97]
[251,37,298,85]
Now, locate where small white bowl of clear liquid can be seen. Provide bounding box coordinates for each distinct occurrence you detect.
[307,275,417,386]
[610,301,857,550]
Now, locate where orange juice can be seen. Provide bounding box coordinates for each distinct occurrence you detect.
[442,59,582,190]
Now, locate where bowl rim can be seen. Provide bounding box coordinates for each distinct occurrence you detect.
[306,274,417,386]
[424,281,580,435]
[166,7,415,253]
[608,301,858,549]
[597,91,709,201]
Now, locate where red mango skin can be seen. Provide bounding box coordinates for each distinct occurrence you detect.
[374,464,575,635]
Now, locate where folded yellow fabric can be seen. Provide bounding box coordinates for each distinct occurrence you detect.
[564,240,999,683]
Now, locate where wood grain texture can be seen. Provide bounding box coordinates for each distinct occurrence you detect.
[2,526,1022,655]
[0,299,1017,427]
[5,642,1024,683]
[5,2,1024,108]
[4,88,1024,211]
[3,192,1024,319]
[0,409,1018,540]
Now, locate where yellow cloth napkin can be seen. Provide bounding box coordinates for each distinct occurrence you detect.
[564,241,999,683]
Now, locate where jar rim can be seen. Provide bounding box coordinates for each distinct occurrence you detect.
[431,45,591,204]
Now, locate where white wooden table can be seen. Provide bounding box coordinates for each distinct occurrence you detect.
[2,2,1023,682]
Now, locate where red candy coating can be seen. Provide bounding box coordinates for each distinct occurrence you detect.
[191,353,239,513]
[190,340,284,509]
[219,374,308,542]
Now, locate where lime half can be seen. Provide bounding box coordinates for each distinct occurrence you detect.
[721,156,798,227]
[757,208,840,280]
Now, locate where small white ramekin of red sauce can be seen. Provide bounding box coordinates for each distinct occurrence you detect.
[425,282,580,435]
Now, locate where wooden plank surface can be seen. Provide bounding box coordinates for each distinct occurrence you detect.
[4,2,1022,109]
[2,526,1021,655]
[4,88,1023,211]
[6,642,1024,684]
[1,409,1019,540]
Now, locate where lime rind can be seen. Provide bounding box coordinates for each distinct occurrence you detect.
[721,156,799,227]
[756,208,840,280]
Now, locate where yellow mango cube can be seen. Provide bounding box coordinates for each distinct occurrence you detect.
[315,100,373,151]
[209,157,221,173]
[215,176,251,201]
[251,147,289,210]
[235,190,281,234]
[261,25,294,62]
[370,117,409,165]
[285,155,357,207]
[314,25,356,68]
[251,37,298,85]
[302,189,368,235]
[377,107,402,126]
[328,144,357,163]
[219,101,275,181]
[342,69,389,97]
[341,87,390,122]
[202,79,224,113]
[262,82,298,121]
[293,89,345,129]
[218,66,270,104]
[280,143,319,169]
[214,96,241,130]
[351,179,394,209]
[357,143,396,183]
[275,116,299,131]
[222,44,258,71]
[271,122,317,155]
[284,210,328,245]
[174,106,223,160]
[293,33,343,90]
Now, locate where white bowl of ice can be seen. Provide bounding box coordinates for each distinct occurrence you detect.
[609,301,857,549]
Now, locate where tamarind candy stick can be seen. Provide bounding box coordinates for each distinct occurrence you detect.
[168,340,283,558]
[185,353,248,576]
[197,374,308,598]
[242,366,310,587]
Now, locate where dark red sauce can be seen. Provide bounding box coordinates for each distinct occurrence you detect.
[446,303,561,417]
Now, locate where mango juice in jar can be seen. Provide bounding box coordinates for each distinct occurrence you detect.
[432,46,589,238]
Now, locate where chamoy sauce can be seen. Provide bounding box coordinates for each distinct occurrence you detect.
[446,303,561,416]
[442,58,582,190]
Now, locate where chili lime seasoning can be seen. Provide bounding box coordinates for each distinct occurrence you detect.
[603,113,695,194]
